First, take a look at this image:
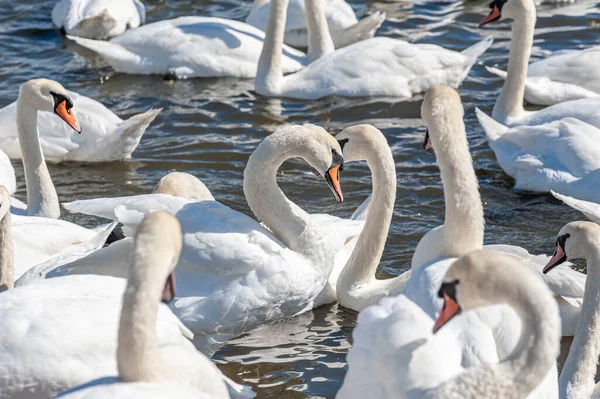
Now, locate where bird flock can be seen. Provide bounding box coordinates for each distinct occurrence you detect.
[1,0,600,398]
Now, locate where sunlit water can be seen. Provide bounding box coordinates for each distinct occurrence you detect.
[1,0,598,397]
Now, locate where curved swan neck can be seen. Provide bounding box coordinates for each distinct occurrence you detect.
[432,276,560,399]
[117,233,176,381]
[0,211,13,292]
[492,8,536,124]
[337,133,397,310]
[256,0,288,95]
[560,246,600,399]
[243,129,318,257]
[16,99,60,218]
[435,116,484,257]
[304,0,335,62]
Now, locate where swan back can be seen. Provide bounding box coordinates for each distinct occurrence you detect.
[152,172,214,201]
[0,186,13,291]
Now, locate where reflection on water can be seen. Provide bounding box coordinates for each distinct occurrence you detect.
[1,0,599,397]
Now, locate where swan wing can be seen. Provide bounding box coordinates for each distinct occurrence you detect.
[552,191,600,223]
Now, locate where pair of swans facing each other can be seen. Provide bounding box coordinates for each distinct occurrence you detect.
[476,0,600,201]
[69,0,492,99]
[52,0,146,40]
[0,200,249,398]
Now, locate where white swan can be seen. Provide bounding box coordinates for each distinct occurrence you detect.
[543,221,600,399]
[61,124,345,355]
[254,0,493,99]
[56,382,212,399]
[246,0,385,49]
[476,110,600,202]
[52,0,146,40]
[478,0,600,126]
[390,85,577,376]
[0,205,245,397]
[52,212,234,399]
[0,88,160,163]
[64,1,336,79]
[337,250,561,399]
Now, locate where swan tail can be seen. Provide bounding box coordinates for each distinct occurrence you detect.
[67,35,143,71]
[222,375,256,399]
[485,65,508,79]
[90,108,161,161]
[331,11,386,49]
[461,36,494,62]
[475,107,508,142]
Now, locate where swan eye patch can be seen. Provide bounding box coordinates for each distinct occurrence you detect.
[337,138,349,151]
[438,279,459,302]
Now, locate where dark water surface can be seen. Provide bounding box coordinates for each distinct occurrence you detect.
[1,0,599,397]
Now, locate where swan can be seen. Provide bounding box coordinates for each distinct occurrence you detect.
[245,0,386,49]
[0,209,246,399]
[254,0,493,99]
[52,0,146,40]
[53,212,234,399]
[475,111,600,202]
[478,0,600,126]
[0,87,160,163]
[63,0,343,79]
[336,250,561,399]
[152,171,215,201]
[543,221,600,399]
[61,124,345,355]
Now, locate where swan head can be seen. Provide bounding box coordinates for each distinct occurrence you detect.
[334,124,388,162]
[287,124,344,202]
[132,211,182,304]
[543,221,600,274]
[421,85,464,153]
[479,0,534,27]
[433,250,549,333]
[153,172,215,201]
[0,186,10,221]
[19,79,81,133]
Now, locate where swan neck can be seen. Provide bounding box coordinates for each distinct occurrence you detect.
[436,118,484,257]
[16,100,60,218]
[117,244,167,382]
[433,278,560,398]
[243,132,320,259]
[256,0,288,95]
[0,212,13,292]
[304,0,335,62]
[337,136,397,309]
[560,250,600,399]
[493,11,535,123]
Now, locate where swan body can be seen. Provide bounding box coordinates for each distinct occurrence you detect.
[0,89,160,163]
[255,0,492,99]
[246,0,385,49]
[337,250,561,399]
[544,222,600,399]
[61,125,345,355]
[52,0,146,40]
[476,110,600,201]
[0,150,16,195]
[67,16,307,79]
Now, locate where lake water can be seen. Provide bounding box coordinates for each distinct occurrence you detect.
[1,0,597,397]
